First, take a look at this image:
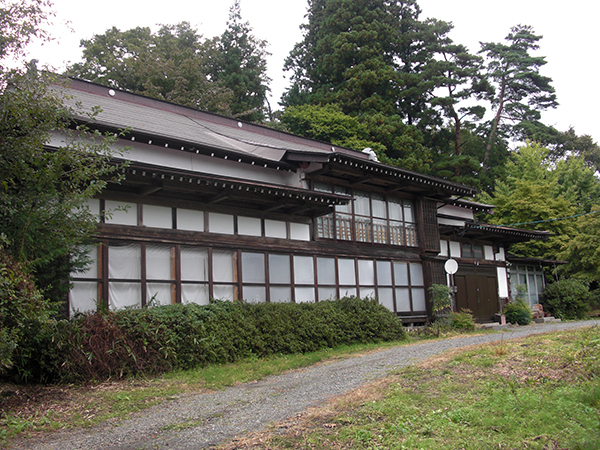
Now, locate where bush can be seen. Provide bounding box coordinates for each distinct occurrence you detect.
[0,239,52,378]
[5,297,407,383]
[504,299,533,326]
[540,279,591,320]
[450,309,475,331]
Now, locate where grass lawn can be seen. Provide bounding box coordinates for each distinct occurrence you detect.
[229,326,600,450]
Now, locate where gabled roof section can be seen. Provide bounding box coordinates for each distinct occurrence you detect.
[57,77,359,170]
[439,221,551,244]
[295,151,478,199]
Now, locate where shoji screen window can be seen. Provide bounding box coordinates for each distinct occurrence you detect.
[334,186,352,240]
[180,246,209,305]
[376,261,394,312]
[212,250,238,301]
[241,252,266,303]
[317,257,337,300]
[294,255,315,302]
[393,262,425,313]
[70,244,101,314]
[269,254,292,302]
[371,194,388,244]
[354,191,372,243]
[338,258,357,297]
[108,243,142,309]
[146,245,175,306]
[358,259,375,298]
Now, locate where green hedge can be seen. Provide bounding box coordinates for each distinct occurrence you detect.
[10,297,407,383]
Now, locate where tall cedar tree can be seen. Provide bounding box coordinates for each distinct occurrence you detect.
[67,23,233,115]
[212,0,271,122]
[479,25,558,171]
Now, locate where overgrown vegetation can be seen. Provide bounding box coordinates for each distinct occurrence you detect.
[1,297,407,384]
[504,284,533,325]
[252,326,600,450]
[541,278,591,320]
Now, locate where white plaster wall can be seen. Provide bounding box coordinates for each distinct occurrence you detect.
[484,245,494,261]
[497,267,509,298]
[437,204,474,220]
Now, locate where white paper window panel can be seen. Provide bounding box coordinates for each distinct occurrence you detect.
[378,288,394,312]
[213,284,235,301]
[72,245,98,279]
[371,194,387,218]
[105,200,137,226]
[209,212,234,235]
[354,191,370,216]
[376,261,393,286]
[182,284,210,305]
[338,258,356,285]
[449,241,461,258]
[238,216,262,236]
[339,286,357,298]
[439,240,449,257]
[412,288,426,311]
[393,262,409,286]
[295,287,315,303]
[359,287,376,299]
[146,245,173,280]
[410,263,424,286]
[109,244,141,279]
[109,282,141,309]
[497,267,509,298]
[143,205,172,229]
[269,254,291,283]
[290,222,310,241]
[265,219,287,238]
[243,286,266,303]
[318,287,337,301]
[147,283,173,306]
[317,257,336,284]
[334,186,352,214]
[395,287,411,312]
[70,282,98,315]
[213,250,235,282]
[242,252,265,283]
[177,209,204,232]
[495,247,506,261]
[270,286,292,303]
[180,247,209,281]
[388,198,403,221]
[294,256,314,284]
[358,260,375,285]
[403,201,414,223]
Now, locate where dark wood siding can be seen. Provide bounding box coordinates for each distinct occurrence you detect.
[417,198,440,254]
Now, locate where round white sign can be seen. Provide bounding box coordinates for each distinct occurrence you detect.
[444,258,459,275]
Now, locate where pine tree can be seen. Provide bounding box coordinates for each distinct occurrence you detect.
[212,0,271,122]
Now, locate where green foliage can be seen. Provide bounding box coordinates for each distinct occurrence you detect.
[67,22,234,115]
[0,238,50,375]
[428,284,452,316]
[504,288,533,325]
[5,297,407,383]
[540,279,591,320]
[211,0,270,122]
[450,309,475,331]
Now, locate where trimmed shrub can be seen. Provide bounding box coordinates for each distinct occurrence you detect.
[504,298,533,325]
[6,297,407,383]
[540,279,591,320]
[450,309,475,331]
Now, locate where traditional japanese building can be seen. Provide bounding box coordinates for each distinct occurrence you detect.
[60,78,549,323]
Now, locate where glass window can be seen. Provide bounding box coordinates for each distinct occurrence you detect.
[294,256,314,284]
[269,254,291,284]
[338,258,356,285]
[376,261,393,286]
[410,263,424,286]
[180,247,208,281]
[358,260,375,286]
[317,257,336,284]
[182,284,209,305]
[403,201,414,223]
[213,250,236,283]
[108,244,141,279]
[270,286,292,303]
[146,245,172,280]
[388,198,403,221]
[242,252,265,283]
[70,282,98,314]
[238,216,262,237]
[354,191,371,216]
[378,288,394,312]
[394,262,409,286]
[371,194,386,218]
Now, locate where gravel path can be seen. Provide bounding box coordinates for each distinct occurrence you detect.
[11,319,600,450]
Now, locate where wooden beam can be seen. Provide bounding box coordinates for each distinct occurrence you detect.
[138,182,163,196]
[208,190,231,204]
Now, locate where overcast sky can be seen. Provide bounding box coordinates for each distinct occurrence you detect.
[27,0,600,144]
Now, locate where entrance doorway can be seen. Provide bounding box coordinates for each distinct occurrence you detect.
[454,266,499,322]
